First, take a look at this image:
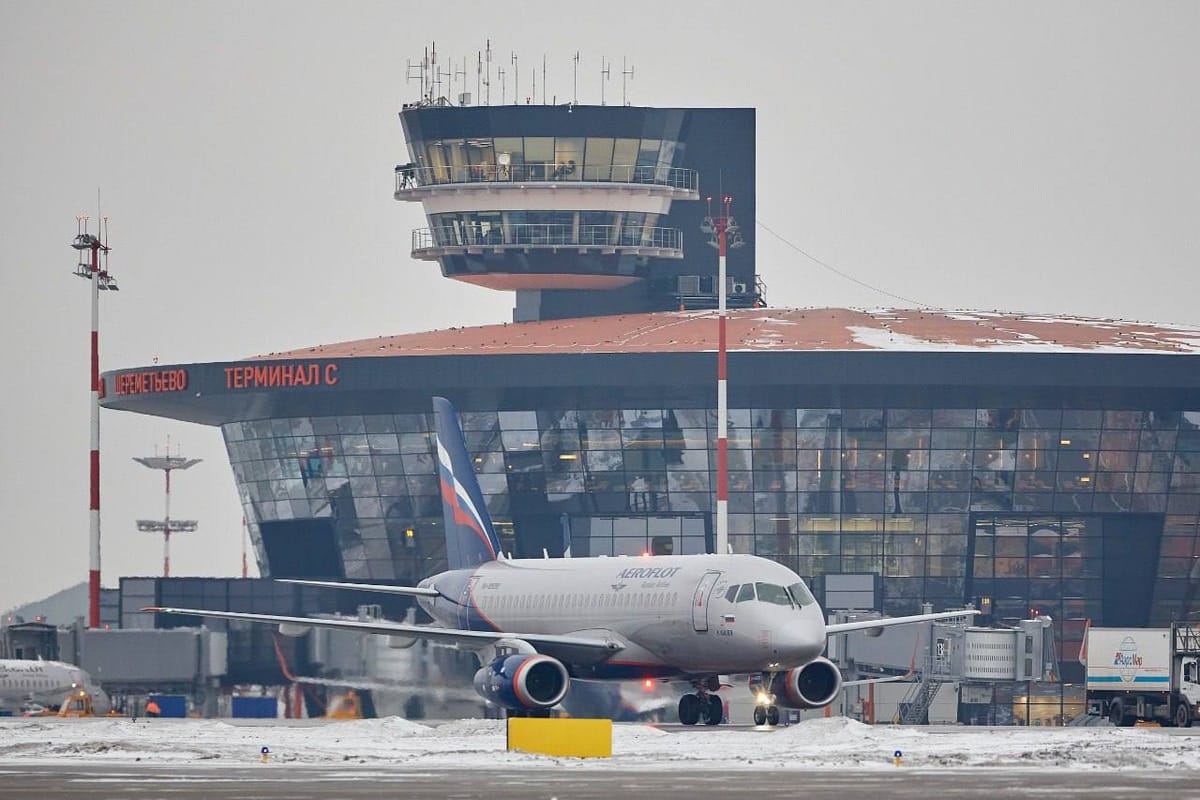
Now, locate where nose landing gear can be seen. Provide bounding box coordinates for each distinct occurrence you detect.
[752,702,780,726]
[678,678,725,726]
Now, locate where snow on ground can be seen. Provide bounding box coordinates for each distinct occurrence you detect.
[1,717,1197,772]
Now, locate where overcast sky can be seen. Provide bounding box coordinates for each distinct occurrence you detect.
[2,1,1197,612]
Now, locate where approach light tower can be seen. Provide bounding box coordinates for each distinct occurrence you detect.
[71,217,119,628]
[702,196,743,556]
[134,445,201,577]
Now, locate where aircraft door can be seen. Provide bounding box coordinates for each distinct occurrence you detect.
[459,575,479,630]
[691,571,722,632]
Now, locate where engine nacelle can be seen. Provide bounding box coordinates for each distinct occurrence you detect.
[473,654,570,712]
[769,657,843,709]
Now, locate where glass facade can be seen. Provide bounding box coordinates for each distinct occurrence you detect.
[423,210,673,249]
[407,136,686,186]
[224,405,1200,674]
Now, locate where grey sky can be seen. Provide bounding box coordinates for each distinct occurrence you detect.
[2,1,1197,612]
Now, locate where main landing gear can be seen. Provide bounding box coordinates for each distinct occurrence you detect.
[678,677,724,726]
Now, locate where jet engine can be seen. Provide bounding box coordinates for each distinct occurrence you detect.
[472,654,570,712]
[769,657,843,709]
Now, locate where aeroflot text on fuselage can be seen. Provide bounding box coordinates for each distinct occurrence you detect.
[614,567,682,580]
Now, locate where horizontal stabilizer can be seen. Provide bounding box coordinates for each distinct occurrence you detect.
[277,578,440,597]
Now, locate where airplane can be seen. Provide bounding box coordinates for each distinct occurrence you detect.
[149,396,977,726]
[0,658,111,715]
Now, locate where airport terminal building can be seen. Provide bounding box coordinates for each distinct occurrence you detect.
[101,98,1200,688]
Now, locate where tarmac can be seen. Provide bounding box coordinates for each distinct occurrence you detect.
[0,762,1193,799]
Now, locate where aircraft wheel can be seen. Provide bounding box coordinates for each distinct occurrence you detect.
[766,705,780,726]
[753,705,767,726]
[704,694,723,726]
[1175,700,1193,729]
[678,693,702,726]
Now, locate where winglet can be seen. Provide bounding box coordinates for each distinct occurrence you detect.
[433,396,502,570]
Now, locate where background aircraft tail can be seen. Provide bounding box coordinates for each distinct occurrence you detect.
[434,396,502,570]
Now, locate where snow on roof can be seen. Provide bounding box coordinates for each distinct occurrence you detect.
[255,308,1200,360]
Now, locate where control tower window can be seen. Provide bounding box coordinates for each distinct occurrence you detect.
[636,139,660,180]
[553,137,583,180]
[583,138,614,181]
[613,138,639,181]
[524,137,553,179]
[493,137,523,179]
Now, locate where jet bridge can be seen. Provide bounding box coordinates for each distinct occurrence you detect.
[827,609,1057,724]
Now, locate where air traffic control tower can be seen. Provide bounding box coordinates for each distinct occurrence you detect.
[394,101,757,321]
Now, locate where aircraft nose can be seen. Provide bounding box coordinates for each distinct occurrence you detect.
[775,619,826,665]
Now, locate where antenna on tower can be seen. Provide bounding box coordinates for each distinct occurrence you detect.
[498,65,507,105]
[572,51,580,104]
[600,56,611,106]
[485,39,493,105]
[406,45,432,104]
[542,54,547,105]
[622,57,635,106]
[511,53,519,105]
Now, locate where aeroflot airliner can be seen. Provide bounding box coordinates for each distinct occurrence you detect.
[0,659,110,715]
[151,397,976,725]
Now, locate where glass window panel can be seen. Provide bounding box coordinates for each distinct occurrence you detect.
[1061,410,1102,428]
[933,409,976,427]
[501,430,540,451]
[795,409,834,428]
[582,137,614,181]
[552,137,583,179]
[366,433,399,454]
[885,409,930,427]
[842,409,883,429]
[887,428,929,449]
[636,139,660,169]
[1020,409,1062,428]
[346,455,373,476]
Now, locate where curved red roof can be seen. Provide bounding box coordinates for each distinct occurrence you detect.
[254,308,1200,360]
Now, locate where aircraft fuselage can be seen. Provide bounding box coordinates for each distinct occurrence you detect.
[417,553,827,679]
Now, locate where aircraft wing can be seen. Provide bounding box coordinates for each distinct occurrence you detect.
[276,579,440,597]
[143,606,624,664]
[825,609,979,635]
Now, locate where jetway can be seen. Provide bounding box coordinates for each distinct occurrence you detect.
[827,608,1057,724]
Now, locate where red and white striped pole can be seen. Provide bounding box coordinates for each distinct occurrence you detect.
[715,195,732,556]
[88,235,102,627]
[73,219,116,628]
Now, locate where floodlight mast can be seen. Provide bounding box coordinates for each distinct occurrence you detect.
[71,217,117,628]
[134,446,201,577]
[702,196,740,556]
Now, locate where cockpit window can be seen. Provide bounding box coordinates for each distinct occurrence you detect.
[736,583,756,603]
[755,583,793,607]
[787,581,816,607]
[725,585,740,603]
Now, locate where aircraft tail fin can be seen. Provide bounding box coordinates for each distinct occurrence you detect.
[434,396,501,570]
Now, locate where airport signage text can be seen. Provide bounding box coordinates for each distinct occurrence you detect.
[114,368,189,395]
[225,362,340,390]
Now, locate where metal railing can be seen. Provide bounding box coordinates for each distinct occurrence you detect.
[411,224,684,252]
[395,163,698,192]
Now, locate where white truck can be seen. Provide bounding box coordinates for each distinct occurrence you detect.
[1085,623,1200,727]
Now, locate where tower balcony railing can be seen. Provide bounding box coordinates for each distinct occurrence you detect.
[411,224,685,260]
[395,163,698,196]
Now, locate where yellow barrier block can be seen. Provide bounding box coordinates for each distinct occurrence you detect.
[506,717,612,759]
